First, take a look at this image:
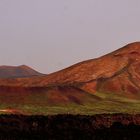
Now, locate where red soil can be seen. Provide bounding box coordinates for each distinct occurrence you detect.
[0,42,140,101]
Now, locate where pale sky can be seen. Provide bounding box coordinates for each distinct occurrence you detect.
[0,0,140,73]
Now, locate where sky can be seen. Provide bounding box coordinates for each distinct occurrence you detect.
[0,0,140,73]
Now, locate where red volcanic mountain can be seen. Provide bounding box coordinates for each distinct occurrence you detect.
[0,65,43,78]
[0,42,140,107]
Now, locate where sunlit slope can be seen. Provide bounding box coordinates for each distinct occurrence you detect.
[0,42,140,95]
[0,42,140,114]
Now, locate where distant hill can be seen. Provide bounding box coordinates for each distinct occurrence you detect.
[0,65,43,78]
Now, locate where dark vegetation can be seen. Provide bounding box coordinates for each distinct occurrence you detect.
[0,114,140,140]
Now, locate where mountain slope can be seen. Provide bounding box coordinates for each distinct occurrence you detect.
[0,65,43,78]
[0,42,140,89]
[0,42,140,114]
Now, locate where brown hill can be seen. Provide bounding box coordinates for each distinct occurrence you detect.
[0,65,43,78]
[0,42,140,106]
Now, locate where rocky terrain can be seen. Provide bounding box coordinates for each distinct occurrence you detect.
[0,114,139,140]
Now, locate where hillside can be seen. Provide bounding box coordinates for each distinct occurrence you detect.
[0,42,140,114]
[0,65,43,78]
[0,42,139,87]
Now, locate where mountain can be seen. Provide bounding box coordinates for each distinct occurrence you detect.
[0,42,140,115]
[0,65,43,78]
[1,42,140,92]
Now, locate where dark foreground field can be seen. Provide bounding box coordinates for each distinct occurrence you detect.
[0,114,140,140]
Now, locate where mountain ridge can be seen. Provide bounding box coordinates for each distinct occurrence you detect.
[0,42,139,86]
[0,42,140,97]
[0,42,140,113]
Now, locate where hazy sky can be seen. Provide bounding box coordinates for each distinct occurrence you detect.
[0,0,140,73]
